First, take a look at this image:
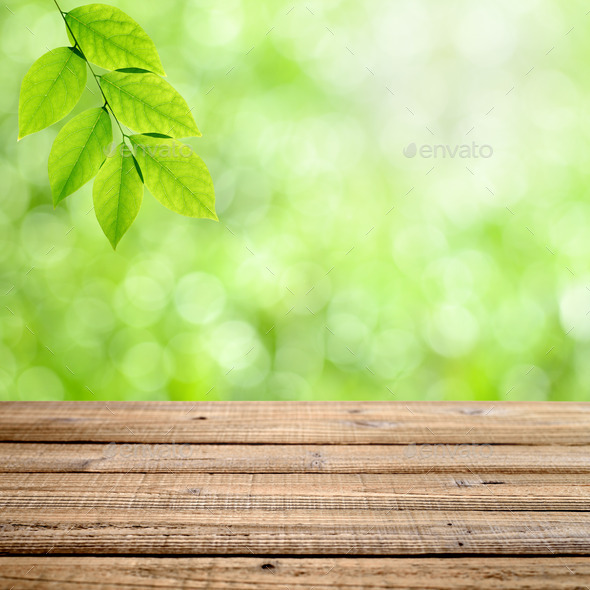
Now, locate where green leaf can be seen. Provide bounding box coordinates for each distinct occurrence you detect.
[65,3,165,76]
[100,71,200,139]
[18,47,87,140]
[130,134,216,220]
[115,68,151,74]
[48,107,113,206]
[93,143,143,249]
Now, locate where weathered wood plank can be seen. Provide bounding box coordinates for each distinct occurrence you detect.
[1,511,588,555]
[0,556,589,589]
[1,402,589,444]
[0,474,589,555]
[1,472,589,510]
[1,443,588,473]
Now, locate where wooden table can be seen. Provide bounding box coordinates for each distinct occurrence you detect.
[0,401,589,589]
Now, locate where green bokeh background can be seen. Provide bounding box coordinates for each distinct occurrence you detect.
[1,0,589,401]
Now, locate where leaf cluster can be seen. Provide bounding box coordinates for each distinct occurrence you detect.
[18,2,216,248]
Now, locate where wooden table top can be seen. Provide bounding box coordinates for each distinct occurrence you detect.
[0,401,589,589]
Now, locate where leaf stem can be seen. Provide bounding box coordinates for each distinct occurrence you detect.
[52,0,129,142]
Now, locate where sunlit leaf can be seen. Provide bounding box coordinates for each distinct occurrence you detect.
[65,3,165,75]
[130,134,216,220]
[48,107,112,205]
[100,71,200,139]
[18,47,87,140]
[93,143,143,249]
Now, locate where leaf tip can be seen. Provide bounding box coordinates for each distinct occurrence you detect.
[52,190,64,209]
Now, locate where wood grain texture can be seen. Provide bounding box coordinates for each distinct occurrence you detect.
[0,557,589,590]
[0,474,589,555]
[1,401,589,443]
[2,401,589,587]
[1,472,589,511]
[1,511,589,555]
[1,443,589,473]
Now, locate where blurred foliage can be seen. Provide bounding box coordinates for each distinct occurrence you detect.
[1,0,590,401]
